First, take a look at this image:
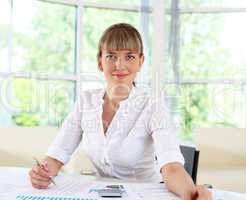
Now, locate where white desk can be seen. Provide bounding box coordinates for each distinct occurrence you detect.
[0,167,246,200]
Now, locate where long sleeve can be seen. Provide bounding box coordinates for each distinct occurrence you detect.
[46,99,83,164]
[149,95,184,171]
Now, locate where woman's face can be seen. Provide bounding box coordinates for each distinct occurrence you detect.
[99,48,144,89]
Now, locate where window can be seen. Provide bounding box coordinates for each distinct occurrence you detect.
[1,77,74,126]
[0,0,77,126]
[12,0,76,74]
[180,13,246,80]
[166,0,246,139]
[3,0,244,140]
[0,0,152,126]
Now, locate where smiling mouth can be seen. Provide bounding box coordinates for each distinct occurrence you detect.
[112,73,129,79]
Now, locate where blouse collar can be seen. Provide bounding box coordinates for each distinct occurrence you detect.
[93,86,139,107]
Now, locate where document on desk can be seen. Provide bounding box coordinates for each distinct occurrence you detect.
[128,183,181,200]
[0,173,141,200]
[0,175,99,200]
[1,168,246,200]
[0,168,179,200]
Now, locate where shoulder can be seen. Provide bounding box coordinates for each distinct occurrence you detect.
[127,87,170,121]
[72,88,105,112]
[71,88,104,113]
[128,86,170,112]
[148,94,170,112]
[139,90,169,113]
[143,91,172,127]
[80,88,104,99]
[79,88,104,105]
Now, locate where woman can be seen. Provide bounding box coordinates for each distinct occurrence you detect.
[29,23,211,200]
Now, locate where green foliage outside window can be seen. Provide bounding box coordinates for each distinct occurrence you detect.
[4,2,76,126]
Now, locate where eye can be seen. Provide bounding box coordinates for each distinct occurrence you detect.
[106,54,113,59]
[126,55,136,60]
[106,54,116,60]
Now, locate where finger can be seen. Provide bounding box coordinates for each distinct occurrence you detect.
[196,186,212,200]
[32,165,50,178]
[182,194,192,200]
[30,174,51,187]
[182,190,196,200]
[198,185,211,195]
[29,169,50,182]
[42,161,49,172]
[31,176,51,188]
[29,169,50,189]
[198,191,212,200]
[32,182,49,189]
[31,179,50,189]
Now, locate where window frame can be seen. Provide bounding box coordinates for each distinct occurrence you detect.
[0,0,151,125]
[1,0,245,127]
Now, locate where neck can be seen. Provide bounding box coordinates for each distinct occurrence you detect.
[105,84,133,106]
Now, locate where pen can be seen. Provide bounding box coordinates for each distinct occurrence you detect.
[33,157,56,185]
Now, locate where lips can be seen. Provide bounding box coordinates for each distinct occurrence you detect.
[112,73,129,79]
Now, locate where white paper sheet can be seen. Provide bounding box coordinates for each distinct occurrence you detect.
[127,183,181,200]
[2,168,244,200]
[0,173,142,200]
[0,172,97,199]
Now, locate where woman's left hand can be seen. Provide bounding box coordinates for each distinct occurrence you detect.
[183,185,212,200]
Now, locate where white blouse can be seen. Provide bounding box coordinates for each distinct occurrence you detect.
[47,86,184,182]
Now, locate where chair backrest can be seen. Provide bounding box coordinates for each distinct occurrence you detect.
[180,145,200,184]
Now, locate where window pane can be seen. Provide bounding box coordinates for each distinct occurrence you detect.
[0,77,75,126]
[180,13,246,80]
[180,0,246,8]
[0,1,11,72]
[12,0,76,74]
[208,84,246,128]
[164,84,245,139]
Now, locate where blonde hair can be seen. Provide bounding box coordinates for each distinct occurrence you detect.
[97,23,144,64]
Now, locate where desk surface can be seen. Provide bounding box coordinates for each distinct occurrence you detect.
[0,167,246,200]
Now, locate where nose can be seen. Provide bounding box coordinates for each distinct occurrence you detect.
[115,57,124,70]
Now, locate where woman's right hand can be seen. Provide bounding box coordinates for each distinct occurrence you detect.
[29,161,52,189]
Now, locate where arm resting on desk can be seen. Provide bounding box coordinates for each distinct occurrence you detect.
[161,162,212,200]
[162,162,195,199]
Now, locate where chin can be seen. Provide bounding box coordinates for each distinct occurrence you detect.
[110,80,132,90]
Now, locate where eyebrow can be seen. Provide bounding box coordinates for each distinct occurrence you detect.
[105,50,138,54]
[106,51,117,54]
[126,52,137,55]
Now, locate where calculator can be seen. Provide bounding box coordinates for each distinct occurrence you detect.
[98,188,123,198]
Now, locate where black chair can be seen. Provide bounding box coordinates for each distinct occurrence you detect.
[180,145,200,184]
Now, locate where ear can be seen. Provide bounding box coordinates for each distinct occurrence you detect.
[138,54,144,71]
[98,57,103,71]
